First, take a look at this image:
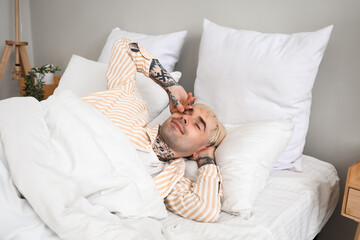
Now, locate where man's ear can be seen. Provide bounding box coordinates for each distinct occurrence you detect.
[192,146,208,158]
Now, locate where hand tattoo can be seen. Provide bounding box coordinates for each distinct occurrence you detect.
[149,59,178,88]
[166,89,179,107]
[152,133,175,161]
[197,157,215,168]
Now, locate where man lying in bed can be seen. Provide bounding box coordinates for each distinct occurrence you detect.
[82,38,226,223]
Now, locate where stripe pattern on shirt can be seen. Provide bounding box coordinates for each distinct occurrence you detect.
[154,158,222,223]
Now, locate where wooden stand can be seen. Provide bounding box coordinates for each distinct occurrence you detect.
[0,41,31,81]
[342,160,360,240]
[0,0,32,91]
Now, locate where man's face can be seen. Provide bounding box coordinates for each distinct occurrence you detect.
[159,105,216,157]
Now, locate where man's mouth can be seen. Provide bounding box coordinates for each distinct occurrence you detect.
[171,119,184,134]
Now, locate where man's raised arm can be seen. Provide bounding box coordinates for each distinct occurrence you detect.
[129,42,195,113]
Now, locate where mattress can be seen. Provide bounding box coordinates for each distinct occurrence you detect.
[0,154,339,240]
[160,155,340,240]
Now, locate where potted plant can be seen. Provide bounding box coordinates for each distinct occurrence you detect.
[23,64,61,101]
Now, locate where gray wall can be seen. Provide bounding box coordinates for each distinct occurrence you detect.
[0,0,33,99]
[11,0,360,239]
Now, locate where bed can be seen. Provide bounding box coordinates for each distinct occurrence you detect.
[161,155,339,240]
[0,19,339,240]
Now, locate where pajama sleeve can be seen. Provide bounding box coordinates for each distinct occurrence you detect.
[107,38,153,90]
[81,38,159,151]
[153,159,186,198]
[154,159,222,223]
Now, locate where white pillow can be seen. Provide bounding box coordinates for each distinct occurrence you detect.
[183,119,294,218]
[136,72,181,122]
[194,19,333,171]
[54,55,180,123]
[217,119,294,217]
[98,27,187,72]
[54,55,108,97]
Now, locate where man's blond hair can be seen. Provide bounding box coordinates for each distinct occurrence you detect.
[194,103,226,148]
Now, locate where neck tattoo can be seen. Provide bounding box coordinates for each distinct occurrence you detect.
[152,133,175,161]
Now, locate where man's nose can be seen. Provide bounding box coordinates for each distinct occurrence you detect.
[181,115,189,125]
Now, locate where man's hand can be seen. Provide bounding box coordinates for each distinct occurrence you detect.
[167,86,196,113]
[189,147,216,168]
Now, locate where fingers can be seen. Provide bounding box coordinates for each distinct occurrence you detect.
[170,92,196,114]
[186,93,196,105]
[176,104,185,113]
[182,93,196,111]
[170,104,180,114]
[183,105,193,110]
[179,95,195,112]
[170,102,184,113]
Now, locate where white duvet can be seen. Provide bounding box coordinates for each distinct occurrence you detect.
[0,91,167,240]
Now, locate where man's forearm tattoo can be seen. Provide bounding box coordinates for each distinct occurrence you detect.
[149,59,178,88]
[197,157,215,168]
[129,43,176,89]
[130,43,180,108]
[130,44,177,89]
[152,133,175,161]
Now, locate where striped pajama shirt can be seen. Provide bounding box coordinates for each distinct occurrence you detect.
[82,38,222,223]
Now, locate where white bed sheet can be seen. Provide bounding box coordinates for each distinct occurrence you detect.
[160,155,340,240]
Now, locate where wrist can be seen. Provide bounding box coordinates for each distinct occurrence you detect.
[166,87,181,110]
[165,84,180,98]
[197,156,215,168]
